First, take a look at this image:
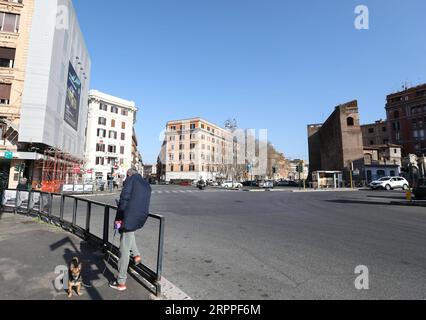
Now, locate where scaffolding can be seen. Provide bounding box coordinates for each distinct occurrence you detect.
[35,148,85,193]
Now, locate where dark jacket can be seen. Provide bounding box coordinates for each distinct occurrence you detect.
[115,174,152,232]
[17,183,28,191]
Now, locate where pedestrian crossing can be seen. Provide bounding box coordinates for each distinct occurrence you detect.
[152,189,230,195]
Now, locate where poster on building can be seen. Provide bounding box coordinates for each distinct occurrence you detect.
[64,62,81,131]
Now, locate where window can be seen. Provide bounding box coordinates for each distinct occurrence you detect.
[190,143,195,149]
[171,145,175,150]
[370,140,374,145]
[111,106,119,114]
[190,134,196,139]
[170,126,176,131]
[201,135,205,140]
[0,12,20,33]
[121,132,125,140]
[179,153,185,160]
[97,129,106,138]
[0,83,11,104]
[169,154,174,161]
[96,144,105,152]
[0,47,15,68]
[121,122,126,130]
[95,157,105,165]
[108,145,117,153]
[111,119,115,127]
[189,165,195,171]
[180,135,185,141]
[394,149,398,154]
[179,144,184,150]
[99,103,108,111]
[382,126,387,132]
[170,165,174,172]
[121,109,128,116]
[393,110,399,119]
[190,123,196,130]
[169,136,175,141]
[120,146,125,154]
[180,165,184,172]
[347,117,354,126]
[190,153,195,160]
[109,131,117,139]
[180,125,185,130]
[98,117,106,125]
[368,128,374,134]
[201,124,205,129]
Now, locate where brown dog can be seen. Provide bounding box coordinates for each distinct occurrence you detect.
[67,257,83,298]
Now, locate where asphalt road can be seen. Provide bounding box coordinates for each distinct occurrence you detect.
[72,186,426,300]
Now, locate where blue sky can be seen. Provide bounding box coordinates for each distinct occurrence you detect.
[73,0,426,164]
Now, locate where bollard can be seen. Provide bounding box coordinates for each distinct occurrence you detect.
[406,191,412,201]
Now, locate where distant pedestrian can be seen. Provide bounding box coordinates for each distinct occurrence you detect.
[109,168,152,291]
[17,178,28,191]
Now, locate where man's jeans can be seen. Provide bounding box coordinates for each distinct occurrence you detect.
[117,232,141,285]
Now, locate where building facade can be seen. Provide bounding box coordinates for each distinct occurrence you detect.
[363,144,402,182]
[386,84,426,156]
[307,100,365,182]
[288,159,309,181]
[361,120,390,147]
[160,118,233,182]
[0,0,91,191]
[84,90,137,184]
[131,129,143,175]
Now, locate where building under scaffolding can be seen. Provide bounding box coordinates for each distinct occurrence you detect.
[34,148,85,193]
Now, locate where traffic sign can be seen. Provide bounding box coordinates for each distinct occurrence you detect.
[4,151,13,160]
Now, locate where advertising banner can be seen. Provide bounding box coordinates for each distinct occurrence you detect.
[64,62,81,131]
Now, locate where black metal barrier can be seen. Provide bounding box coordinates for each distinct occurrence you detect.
[1,189,165,297]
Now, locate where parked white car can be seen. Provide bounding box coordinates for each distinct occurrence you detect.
[259,180,274,189]
[221,181,243,189]
[370,177,410,191]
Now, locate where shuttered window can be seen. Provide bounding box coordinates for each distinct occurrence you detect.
[0,83,11,104]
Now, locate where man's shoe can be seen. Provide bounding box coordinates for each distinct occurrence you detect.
[133,256,142,265]
[109,280,127,291]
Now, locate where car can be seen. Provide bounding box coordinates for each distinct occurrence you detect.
[369,176,410,191]
[221,181,243,189]
[413,178,426,200]
[259,180,274,189]
[242,180,258,187]
[277,180,299,187]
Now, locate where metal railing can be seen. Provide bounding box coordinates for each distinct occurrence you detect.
[1,189,165,297]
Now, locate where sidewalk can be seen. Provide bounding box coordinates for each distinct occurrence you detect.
[0,213,151,300]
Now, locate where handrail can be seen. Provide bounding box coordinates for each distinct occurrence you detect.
[0,189,165,297]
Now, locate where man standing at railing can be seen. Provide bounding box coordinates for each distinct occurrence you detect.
[109,168,152,292]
